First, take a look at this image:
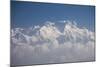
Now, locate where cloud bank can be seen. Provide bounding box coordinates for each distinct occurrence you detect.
[11,20,95,66]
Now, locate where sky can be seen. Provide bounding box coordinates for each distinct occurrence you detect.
[11,1,95,31]
[11,1,95,66]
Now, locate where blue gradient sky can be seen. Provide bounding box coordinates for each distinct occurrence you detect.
[11,1,95,31]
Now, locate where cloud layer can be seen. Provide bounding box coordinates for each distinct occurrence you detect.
[11,21,95,66]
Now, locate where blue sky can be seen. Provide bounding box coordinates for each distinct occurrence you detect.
[11,1,95,31]
[11,1,95,65]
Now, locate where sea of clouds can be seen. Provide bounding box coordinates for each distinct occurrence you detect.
[11,20,95,66]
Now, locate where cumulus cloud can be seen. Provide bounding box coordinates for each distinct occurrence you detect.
[11,20,95,66]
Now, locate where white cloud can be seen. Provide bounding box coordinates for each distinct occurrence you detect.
[11,20,95,65]
[39,22,61,40]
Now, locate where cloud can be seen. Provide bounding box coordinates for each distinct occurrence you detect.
[11,20,95,66]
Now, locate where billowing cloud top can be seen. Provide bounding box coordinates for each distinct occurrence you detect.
[11,20,95,66]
